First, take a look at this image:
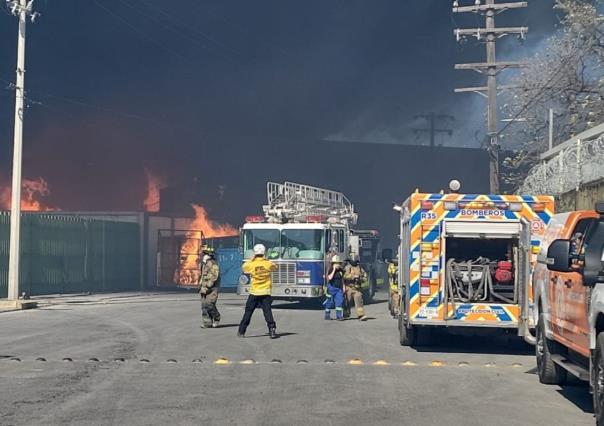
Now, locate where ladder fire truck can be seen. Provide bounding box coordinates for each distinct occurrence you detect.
[238,182,358,301]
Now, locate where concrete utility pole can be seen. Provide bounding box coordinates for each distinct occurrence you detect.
[413,113,454,147]
[6,0,39,301]
[453,0,528,193]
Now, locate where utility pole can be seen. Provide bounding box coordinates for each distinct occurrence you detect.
[6,0,39,301]
[412,113,454,147]
[453,0,528,193]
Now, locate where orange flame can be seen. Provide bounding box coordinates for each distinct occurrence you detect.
[189,204,237,238]
[0,177,56,211]
[173,204,237,286]
[143,169,164,212]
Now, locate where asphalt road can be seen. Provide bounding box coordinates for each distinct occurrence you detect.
[0,291,595,426]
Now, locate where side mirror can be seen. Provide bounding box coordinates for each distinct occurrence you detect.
[382,248,393,262]
[546,239,572,273]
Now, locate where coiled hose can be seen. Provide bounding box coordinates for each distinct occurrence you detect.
[445,258,516,314]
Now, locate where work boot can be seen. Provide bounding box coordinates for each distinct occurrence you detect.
[359,315,368,321]
[237,331,245,338]
[269,328,278,339]
[324,312,331,320]
[212,320,220,328]
[200,322,208,329]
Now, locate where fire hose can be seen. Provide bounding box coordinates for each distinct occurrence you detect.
[445,257,516,318]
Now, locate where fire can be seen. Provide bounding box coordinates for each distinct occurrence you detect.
[173,203,237,286]
[143,169,164,212]
[0,177,56,211]
[189,204,237,238]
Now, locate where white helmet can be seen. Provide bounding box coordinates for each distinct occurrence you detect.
[253,244,266,256]
[331,255,342,264]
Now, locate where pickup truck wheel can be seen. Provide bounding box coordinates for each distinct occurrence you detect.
[594,333,604,426]
[398,312,416,346]
[536,313,567,385]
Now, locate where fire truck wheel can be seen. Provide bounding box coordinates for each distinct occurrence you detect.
[593,333,604,426]
[398,313,416,346]
[536,313,567,385]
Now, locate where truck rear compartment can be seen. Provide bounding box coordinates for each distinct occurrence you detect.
[444,237,518,304]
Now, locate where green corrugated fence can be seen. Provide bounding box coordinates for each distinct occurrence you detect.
[0,213,140,298]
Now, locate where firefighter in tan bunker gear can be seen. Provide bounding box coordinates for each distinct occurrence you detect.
[343,255,368,321]
[199,246,221,328]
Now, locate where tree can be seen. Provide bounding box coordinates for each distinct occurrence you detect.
[502,0,604,189]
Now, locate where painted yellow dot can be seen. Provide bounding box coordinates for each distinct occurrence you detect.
[430,360,445,367]
[214,358,231,365]
[240,359,255,365]
[402,361,417,366]
[373,360,390,366]
[348,358,363,365]
[458,362,469,367]
[485,362,496,368]
[511,363,522,368]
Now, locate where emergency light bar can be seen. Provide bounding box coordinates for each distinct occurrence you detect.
[245,215,265,223]
[532,203,546,213]
[306,215,327,223]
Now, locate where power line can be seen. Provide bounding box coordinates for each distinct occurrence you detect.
[123,0,247,62]
[91,0,188,62]
[0,76,170,125]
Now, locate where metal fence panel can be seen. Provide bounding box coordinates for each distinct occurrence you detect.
[0,213,140,298]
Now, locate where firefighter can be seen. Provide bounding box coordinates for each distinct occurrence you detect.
[199,246,221,328]
[343,255,368,321]
[238,244,279,339]
[388,257,399,318]
[324,255,345,320]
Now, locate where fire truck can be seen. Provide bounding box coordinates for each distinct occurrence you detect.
[238,182,358,301]
[394,180,554,345]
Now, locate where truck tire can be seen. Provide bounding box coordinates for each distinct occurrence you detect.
[593,333,604,426]
[398,312,416,346]
[536,313,567,385]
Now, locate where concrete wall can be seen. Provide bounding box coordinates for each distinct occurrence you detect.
[557,178,604,212]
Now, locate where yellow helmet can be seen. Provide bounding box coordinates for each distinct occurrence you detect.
[202,245,215,256]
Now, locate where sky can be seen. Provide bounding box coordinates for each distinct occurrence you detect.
[0,0,559,223]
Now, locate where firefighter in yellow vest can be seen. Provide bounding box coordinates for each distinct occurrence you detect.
[238,244,279,339]
[199,246,221,328]
[388,258,400,318]
[343,255,368,321]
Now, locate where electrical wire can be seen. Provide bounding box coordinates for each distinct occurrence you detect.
[91,0,189,62]
[123,0,247,62]
[0,76,169,125]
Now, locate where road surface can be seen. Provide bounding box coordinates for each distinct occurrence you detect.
[0,291,594,426]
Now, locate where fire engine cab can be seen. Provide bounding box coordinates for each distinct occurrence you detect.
[238,182,357,301]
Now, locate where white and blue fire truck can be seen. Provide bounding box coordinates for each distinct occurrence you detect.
[238,182,358,301]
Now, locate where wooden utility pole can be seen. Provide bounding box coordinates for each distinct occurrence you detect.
[413,113,454,147]
[453,1,528,193]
